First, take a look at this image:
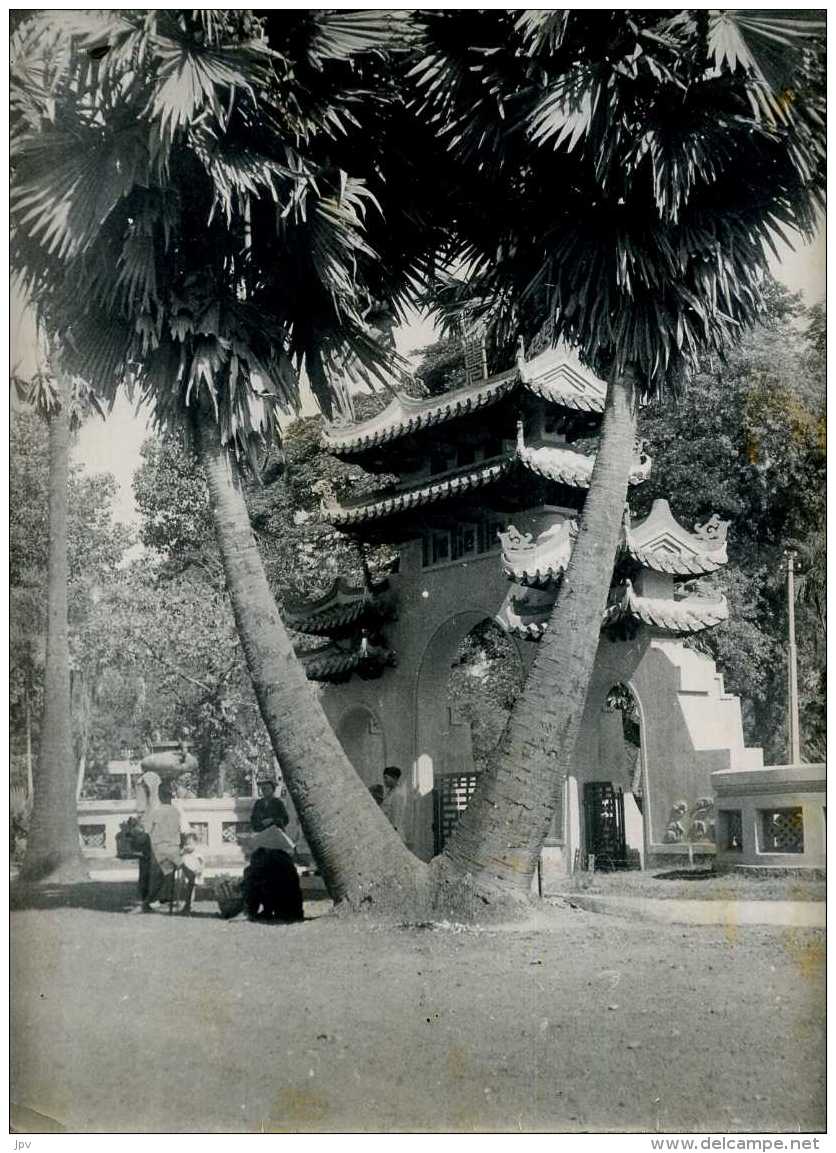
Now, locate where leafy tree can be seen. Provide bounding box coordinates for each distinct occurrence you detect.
[12,363,119,880]
[410,10,825,906]
[637,291,825,762]
[10,10,443,902]
[11,406,134,782]
[76,558,273,798]
[412,335,468,397]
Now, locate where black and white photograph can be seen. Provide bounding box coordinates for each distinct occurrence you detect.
[9,7,826,1138]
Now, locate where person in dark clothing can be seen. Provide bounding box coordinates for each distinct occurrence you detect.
[250,778,289,833]
[242,847,304,922]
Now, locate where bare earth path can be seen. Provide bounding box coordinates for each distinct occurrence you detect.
[10,885,825,1133]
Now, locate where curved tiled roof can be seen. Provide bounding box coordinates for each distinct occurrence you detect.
[495,583,557,640]
[499,518,577,588]
[519,345,606,413]
[516,443,653,489]
[283,578,391,637]
[603,582,729,634]
[300,642,396,683]
[622,544,726,575]
[496,578,727,641]
[322,458,512,527]
[621,499,728,575]
[322,435,652,528]
[322,370,518,455]
[321,344,609,457]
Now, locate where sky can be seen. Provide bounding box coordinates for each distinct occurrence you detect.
[11,225,826,529]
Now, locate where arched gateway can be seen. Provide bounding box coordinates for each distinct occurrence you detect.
[284,342,763,886]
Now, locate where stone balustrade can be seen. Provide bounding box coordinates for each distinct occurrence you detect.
[77,796,256,864]
[712,763,826,873]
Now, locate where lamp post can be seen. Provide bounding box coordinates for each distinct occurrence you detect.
[784,548,801,765]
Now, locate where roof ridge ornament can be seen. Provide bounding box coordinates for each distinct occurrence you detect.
[694,513,730,547]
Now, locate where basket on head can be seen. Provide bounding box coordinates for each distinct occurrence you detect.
[215,876,245,920]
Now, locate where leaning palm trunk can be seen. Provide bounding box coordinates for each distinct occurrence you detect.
[195,409,427,907]
[20,380,89,883]
[436,369,638,907]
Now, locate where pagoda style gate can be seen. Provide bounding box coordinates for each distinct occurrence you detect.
[286,343,763,884]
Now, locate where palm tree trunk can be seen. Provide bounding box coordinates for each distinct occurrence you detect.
[20,380,89,883]
[436,367,638,907]
[194,408,427,907]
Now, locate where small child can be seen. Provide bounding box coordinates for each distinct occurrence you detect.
[179,831,206,915]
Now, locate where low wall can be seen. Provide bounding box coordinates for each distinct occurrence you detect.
[77,797,255,864]
[712,763,826,872]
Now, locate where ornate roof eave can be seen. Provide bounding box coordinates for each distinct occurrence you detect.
[494,584,556,640]
[321,342,609,458]
[621,499,729,575]
[519,343,607,413]
[496,579,728,641]
[515,435,652,490]
[321,458,512,527]
[297,639,397,683]
[321,369,519,456]
[602,581,729,635]
[283,577,392,637]
[499,517,578,588]
[621,543,726,575]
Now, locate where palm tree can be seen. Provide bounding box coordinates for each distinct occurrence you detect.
[10,10,430,903]
[14,367,92,881]
[411,10,825,905]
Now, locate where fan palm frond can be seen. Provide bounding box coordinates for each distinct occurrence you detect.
[10,9,435,457]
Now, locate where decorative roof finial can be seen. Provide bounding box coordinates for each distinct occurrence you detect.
[516,419,526,451]
[694,513,730,546]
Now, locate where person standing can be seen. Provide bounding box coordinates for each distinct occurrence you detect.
[142,781,183,911]
[250,777,290,833]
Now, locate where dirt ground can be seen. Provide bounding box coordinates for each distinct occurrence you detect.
[10,882,825,1134]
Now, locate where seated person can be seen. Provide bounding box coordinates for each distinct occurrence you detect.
[241,823,303,923]
[250,777,290,833]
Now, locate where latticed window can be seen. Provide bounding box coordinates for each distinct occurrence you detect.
[718,809,743,852]
[79,824,106,849]
[221,822,250,844]
[188,822,209,845]
[434,772,479,854]
[759,808,804,854]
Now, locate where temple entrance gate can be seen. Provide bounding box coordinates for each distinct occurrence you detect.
[289,341,765,884]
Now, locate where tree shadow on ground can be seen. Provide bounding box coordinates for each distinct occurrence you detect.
[10,880,143,914]
[9,879,232,916]
[10,879,334,920]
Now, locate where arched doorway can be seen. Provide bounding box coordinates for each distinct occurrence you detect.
[335,706,386,788]
[581,682,645,870]
[414,613,526,858]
